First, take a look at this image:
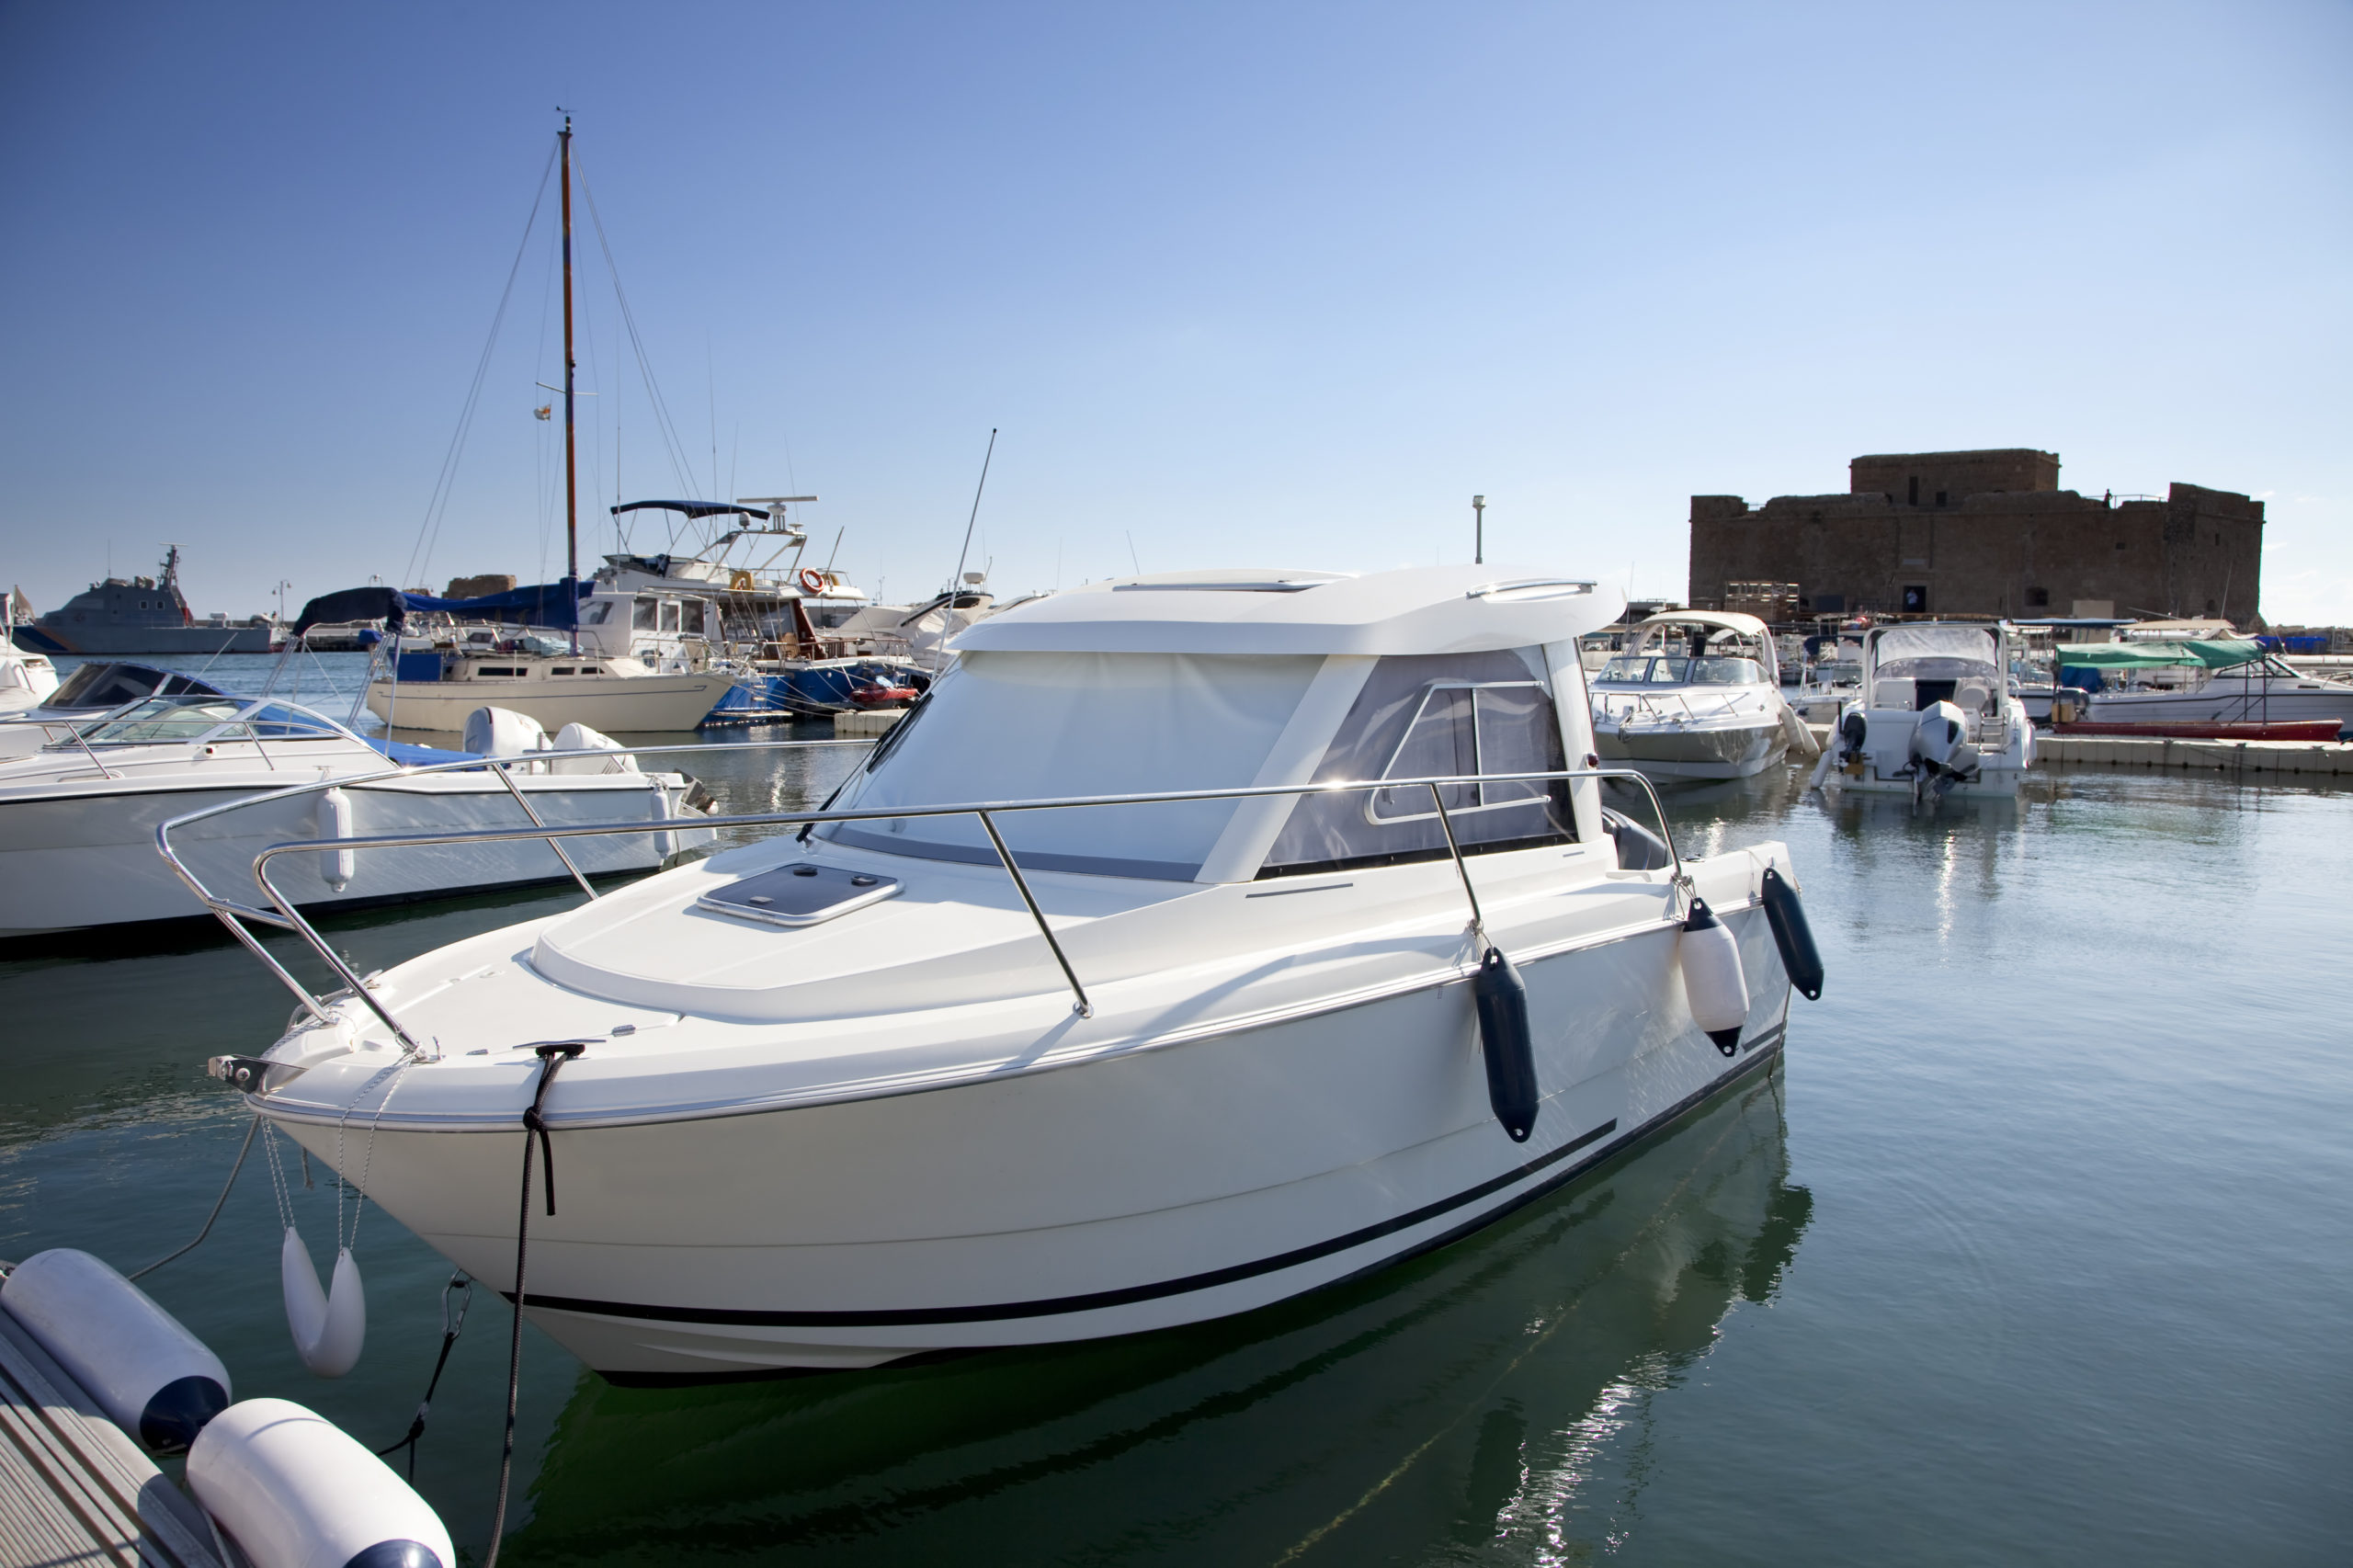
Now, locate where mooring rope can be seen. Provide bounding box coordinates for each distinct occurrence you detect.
[482,1040,585,1568]
[376,1270,473,1480]
[128,1114,262,1282]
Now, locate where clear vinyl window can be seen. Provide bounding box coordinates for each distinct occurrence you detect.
[1261,649,1574,879]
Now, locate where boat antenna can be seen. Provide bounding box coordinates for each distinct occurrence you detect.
[949,427,996,595]
[559,113,580,653]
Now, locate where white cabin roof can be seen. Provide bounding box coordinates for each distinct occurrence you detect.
[951,566,1626,655]
[1631,609,1770,638]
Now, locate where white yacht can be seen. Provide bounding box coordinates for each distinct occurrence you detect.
[205,566,1823,1381]
[2061,640,2353,736]
[0,695,712,937]
[1588,612,1805,780]
[1811,622,2034,799]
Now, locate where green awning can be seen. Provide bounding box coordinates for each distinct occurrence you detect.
[2055,639,2262,670]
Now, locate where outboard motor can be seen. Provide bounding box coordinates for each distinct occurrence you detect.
[1908,700,1981,800]
[461,705,551,762]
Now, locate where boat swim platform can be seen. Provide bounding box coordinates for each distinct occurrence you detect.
[1797,723,2353,778]
[0,1312,220,1568]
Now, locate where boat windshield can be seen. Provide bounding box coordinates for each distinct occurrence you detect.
[1870,625,1999,680]
[820,651,1324,881]
[65,696,345,745]
[1594,655,1762,687]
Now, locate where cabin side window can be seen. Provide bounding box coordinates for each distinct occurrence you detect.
[631,597,658,631]
[1260,649,1574,879]
[578,601,615,626]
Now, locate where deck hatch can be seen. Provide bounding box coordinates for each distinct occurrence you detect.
[696,864,902,927]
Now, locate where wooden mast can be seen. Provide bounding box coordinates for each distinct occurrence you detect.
[560,115,579,647]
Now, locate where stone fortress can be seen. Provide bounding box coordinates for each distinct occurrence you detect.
[1687,449,2264,623]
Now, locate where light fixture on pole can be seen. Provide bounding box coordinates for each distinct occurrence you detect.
[1472,495,1485,565]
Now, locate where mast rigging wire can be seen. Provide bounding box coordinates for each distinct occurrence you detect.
[404,142,560,594]
[574,156,700,498]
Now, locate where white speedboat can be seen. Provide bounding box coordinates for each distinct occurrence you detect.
[2061,640,2353,737]
[209,565,1824,1381]
[0,660,233,759]
[0,696,712,937]
[1811,622,2034,799]
[1588,612,1808,780]
[1793,636,1863,722]
[0,643,57,717]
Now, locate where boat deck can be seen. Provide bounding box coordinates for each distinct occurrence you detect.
[0,1312,221,1568]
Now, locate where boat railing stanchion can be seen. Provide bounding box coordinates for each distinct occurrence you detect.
[974,808,1093,1018]
[252,843,425,1053]
[489,756,600,901]
[1425,781,1490,955]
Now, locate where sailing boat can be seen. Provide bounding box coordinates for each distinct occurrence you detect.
[361,120,733,735]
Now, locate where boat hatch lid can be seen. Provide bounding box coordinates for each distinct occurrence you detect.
[695,863,902,927]
[952,565,1627,655]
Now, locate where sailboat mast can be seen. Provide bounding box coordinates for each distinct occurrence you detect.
[560,116,578,586]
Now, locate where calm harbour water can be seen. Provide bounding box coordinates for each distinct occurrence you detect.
[4,660,2347,1562]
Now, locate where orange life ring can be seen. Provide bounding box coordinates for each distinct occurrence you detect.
[799,568,826,596]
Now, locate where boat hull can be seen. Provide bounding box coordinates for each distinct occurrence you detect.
[277,899,1793,1379]
[2085,682,2352,737]
[1593,720,1788,779]
[13,623,273,655]
[0,773,709,937]
[366,673,733,734]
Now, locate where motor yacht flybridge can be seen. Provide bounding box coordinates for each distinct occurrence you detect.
[195,566,1823,1381]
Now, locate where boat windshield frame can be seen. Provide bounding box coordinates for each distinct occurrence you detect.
[51,694,358,750]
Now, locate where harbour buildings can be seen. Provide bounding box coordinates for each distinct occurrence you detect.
[1687,449,2265,623]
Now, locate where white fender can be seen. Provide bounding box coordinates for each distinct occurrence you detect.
[280,1228,365,1378]
[650,774,675,859]
[1778,699,1821,758]
[549,722,637,775]
[0,1248,230,1454]
[1677,898,1749,1051]
[188,1398,453,1568]
[315,788,356,892]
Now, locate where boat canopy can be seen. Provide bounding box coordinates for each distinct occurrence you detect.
[2054,639,2263,670]
[1631,609,1769,639]
[609,500,771,520]
[290,580,591,639]
[1870,624,2000,670]
[954,566,1625,656]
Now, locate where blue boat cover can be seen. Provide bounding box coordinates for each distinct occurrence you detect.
[364,736,483,767]
[292,579,591,638]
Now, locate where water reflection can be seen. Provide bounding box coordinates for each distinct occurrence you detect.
[505,1065,1808,1567]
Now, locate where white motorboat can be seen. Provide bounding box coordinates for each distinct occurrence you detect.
[0,695,713,937]
[204,565,1824,1381]
[0,644,58,717]
[0,660,233,759]
[1810,622,2034,799]
[1588,611,1810,780]
[2060,640,2353,737]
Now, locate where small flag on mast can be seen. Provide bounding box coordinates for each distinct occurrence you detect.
[534,404,552,421]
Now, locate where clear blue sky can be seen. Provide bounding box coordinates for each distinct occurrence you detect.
[4,2,2347,622]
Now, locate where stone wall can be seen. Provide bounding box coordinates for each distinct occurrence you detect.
[1688,451,2263,622]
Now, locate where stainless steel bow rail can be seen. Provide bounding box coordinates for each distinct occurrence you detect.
[155,738,1683,1055]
